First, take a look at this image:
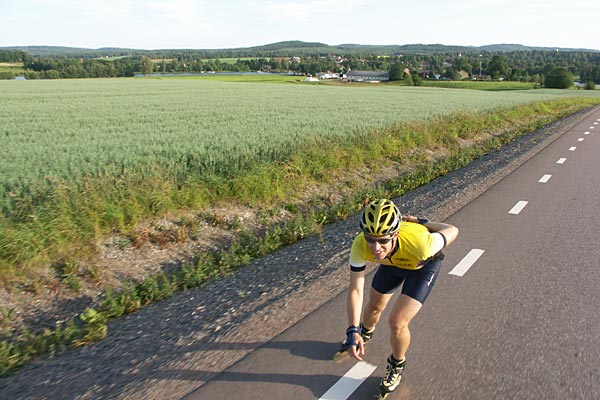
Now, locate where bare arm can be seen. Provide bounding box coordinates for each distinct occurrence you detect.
[346,269,366,360]
[347,269,366,327]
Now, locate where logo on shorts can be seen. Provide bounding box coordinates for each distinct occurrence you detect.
[426,274,434,287]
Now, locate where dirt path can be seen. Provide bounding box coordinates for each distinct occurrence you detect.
[0,107,595,400]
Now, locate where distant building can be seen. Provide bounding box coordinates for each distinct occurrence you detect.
[457,70,469,80]
[419,61,431,69]
[316,72,340,79]
[346,70,390,82]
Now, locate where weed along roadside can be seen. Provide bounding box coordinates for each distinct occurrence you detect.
[1,97,600,378]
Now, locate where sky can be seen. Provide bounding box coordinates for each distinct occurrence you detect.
[1,0,598,51]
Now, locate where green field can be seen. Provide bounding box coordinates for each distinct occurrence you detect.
[1,77,600,275]
[217,57,263,64]
[163,72,305,82]
[419,80,539,90]
[0,62,24,75]
[2,78,598,206]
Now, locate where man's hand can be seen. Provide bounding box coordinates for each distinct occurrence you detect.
[344,325,365,361]
[347,333,366,361]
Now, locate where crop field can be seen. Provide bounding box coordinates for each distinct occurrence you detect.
[217,57,262,64]
[169,72,305,83]
[2,78,598,209]
[0,62,24,73]
[419,80,539,90]
[1,77,600,274]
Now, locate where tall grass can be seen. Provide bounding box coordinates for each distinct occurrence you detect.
[1,78,600,278]
[2,79,594,203]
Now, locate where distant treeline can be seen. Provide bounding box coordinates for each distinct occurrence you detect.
[1,43,599,83]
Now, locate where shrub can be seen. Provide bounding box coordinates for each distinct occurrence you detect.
[0,71,15,80]
[544,68,572,89]
[584,80,596,90]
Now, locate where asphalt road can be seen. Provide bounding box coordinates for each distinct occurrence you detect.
[187,109,600,400]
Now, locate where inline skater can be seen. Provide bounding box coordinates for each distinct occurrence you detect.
[338,198,459,396]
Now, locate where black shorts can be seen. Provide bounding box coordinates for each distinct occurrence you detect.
[371,255,443,304]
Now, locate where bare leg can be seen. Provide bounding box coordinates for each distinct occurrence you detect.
[388,294,422,360]
[362,288,393,331]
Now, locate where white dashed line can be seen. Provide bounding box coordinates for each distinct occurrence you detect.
[509,201,528,215]
[578,138,584,142]
[557,158,566,164]
[569,146,577,151]
[449,249,485,277]
[538,174,552,183]
[319,361,377,400]
[584,131,590,135]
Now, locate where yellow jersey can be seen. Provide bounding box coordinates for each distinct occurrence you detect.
[350,222,437,270]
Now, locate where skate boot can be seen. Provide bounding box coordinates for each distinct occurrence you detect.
[379,355,406,394]
[359,323,375,343]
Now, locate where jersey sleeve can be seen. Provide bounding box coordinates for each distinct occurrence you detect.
[349,234,369,269]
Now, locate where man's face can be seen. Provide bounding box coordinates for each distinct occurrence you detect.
[364,233,397,260]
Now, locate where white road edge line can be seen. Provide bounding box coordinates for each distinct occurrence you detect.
[538,174,552,183]
[509,201,528,215]
[557,158,566,164]
[318,361,378,400]
[449,249,485,277]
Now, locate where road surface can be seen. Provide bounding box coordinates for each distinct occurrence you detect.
[187,109,600,400]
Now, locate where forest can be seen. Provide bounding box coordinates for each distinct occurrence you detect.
[1,41,599,83]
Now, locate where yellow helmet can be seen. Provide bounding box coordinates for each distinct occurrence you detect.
[360,199,401,236]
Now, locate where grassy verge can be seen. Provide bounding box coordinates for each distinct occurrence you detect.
[1,97,599,377]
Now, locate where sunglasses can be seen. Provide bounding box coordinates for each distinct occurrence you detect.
[364,235,394,245]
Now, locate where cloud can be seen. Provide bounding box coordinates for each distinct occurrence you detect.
[256,0,368,20]
[31,0,210,22]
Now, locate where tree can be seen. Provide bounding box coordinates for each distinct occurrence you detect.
[544,67,572,89]
[487,55,508,79]
[411,72,422,86]
[139,56,153,76]
[389,62,404,81]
